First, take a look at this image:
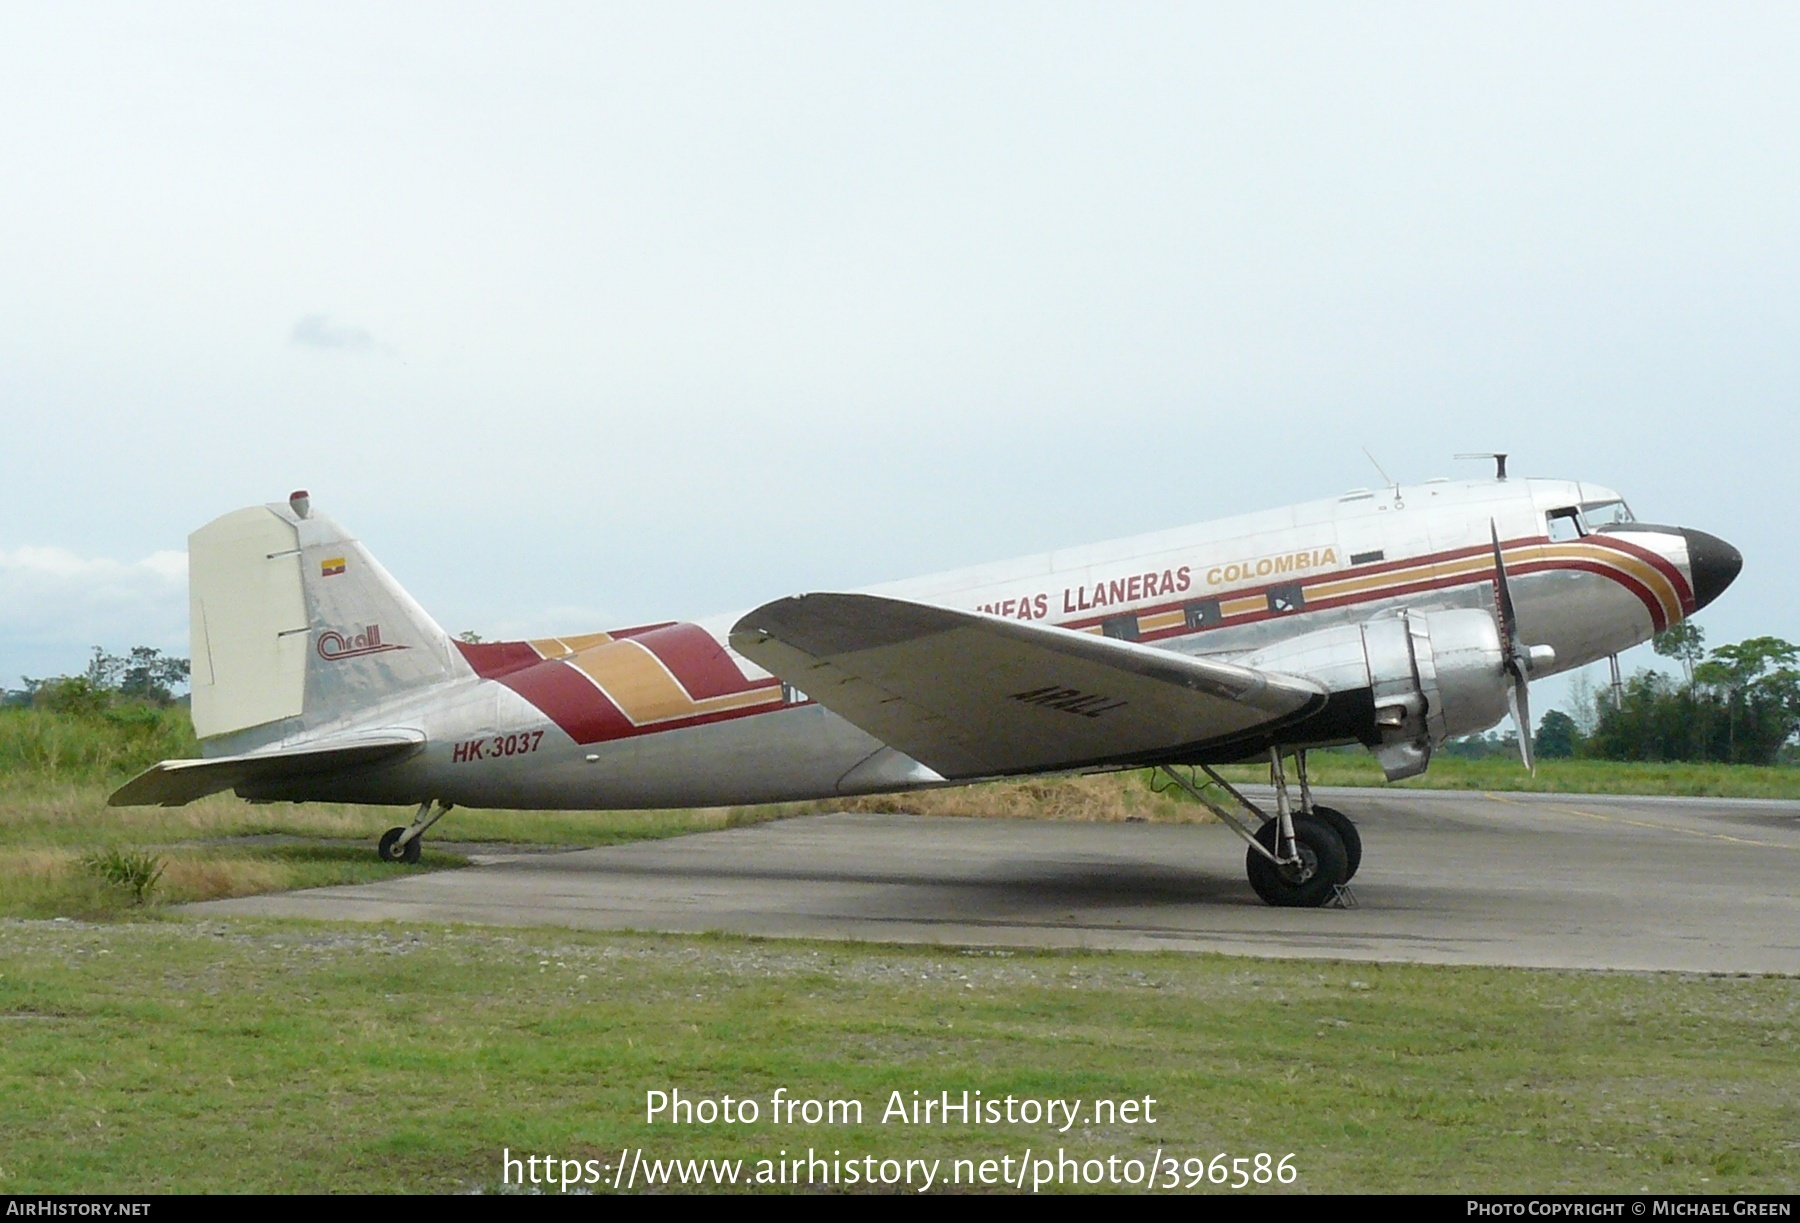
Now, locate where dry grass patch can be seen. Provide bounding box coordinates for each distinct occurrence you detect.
[159,857,285,902]
[2,846,77,875]
[837,771,1210,823]
[0,784,411,846]
[0,847,120,919]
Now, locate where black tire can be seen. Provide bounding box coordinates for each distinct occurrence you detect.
[1245,815,1348,908]
[1308,805,1362,882]
[377,827,421,865]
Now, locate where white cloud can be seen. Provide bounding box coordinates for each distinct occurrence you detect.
[291,313,382,353]
[0,547,188,685]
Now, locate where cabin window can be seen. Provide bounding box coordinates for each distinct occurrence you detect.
[1546,507,1585,542]
[1101,615,1140,642]
[1184,599,1221,629]
[1350,549,1384,566]
[1581,499,1635,527]
[1267,583,1304,614]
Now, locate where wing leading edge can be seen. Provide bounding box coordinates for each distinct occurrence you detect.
[730,593,1326,779]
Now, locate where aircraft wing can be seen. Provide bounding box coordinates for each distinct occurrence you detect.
[729,593,1326,779]
[107,731,425,807]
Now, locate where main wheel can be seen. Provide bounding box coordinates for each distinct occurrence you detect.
[1308,805,1362,882]
[1246,815,1348,908]
[377,827,422,865]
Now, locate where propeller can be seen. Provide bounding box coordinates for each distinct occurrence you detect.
[1489,521,1537,773]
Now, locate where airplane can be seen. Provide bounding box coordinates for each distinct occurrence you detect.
[109,457,1742,907]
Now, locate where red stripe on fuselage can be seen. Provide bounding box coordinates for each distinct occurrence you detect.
[1128,550,1671,641]
[1066,534,1681,636]
[1506,557,1668,632]
[472,532,1679,745]
[454,622,685,681]
[471,621,782,747]
[629,622,772,699]
[1582,533,1693,614]
[500,657,782,746]
[1056,537,1542,634]
[498,658,636,744]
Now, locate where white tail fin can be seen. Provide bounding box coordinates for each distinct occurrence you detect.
[187,495,461,744]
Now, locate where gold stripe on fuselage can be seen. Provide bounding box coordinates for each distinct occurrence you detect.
[564,639,783,726]
[1302,542,1679,623]
[1304,548,1506,603]
[1106,540,1681,641]
[1534,542,1681,625]
[528,631,616,659]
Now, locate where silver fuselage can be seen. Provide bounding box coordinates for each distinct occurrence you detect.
[233,476,1720,809]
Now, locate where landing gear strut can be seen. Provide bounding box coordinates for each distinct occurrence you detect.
[1155,748,1360,907]
[378,799,452,865]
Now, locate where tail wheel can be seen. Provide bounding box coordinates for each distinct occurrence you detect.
[1246,815,1348,908]
[1308,805,1362,882]
[377,826,421,865]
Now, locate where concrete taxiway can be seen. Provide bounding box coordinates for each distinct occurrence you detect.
[188,788,1800,973]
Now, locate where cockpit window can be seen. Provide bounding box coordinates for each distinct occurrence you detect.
[1581,499,1635,527]
[1546,507,1585,542]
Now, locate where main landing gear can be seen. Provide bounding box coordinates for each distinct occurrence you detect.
[377,799,453,865]
[1156,749,1360,908]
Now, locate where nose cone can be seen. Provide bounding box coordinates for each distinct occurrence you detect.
[1681,529,1742,611]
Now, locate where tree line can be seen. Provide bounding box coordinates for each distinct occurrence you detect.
[1535,626,1800,766]
[7,633,1795,768]
[4,647,190,713]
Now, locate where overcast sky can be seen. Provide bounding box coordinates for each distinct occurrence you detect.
[2,3,1795,715]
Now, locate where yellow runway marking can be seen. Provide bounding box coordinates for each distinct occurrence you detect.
[1483,791,1796,851]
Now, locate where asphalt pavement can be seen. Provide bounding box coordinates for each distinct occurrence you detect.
[186,788,1800,973]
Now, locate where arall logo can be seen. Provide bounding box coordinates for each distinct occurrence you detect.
[317,624,409,661]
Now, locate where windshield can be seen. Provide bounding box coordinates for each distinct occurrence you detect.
[1581,499,1635,527]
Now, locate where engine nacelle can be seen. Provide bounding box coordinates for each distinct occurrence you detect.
[1238,608,1511,780]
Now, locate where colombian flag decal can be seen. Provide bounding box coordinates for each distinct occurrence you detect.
[321,557,347,577]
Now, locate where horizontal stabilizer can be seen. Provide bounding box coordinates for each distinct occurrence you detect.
[107,732,425,808]
[730,593,1326,778]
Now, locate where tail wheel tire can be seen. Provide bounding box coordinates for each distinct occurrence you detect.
[1246,815,1348,908]
[378,827,421,865]
[1308,805,1362,882]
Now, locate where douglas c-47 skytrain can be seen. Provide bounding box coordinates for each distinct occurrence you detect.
[112,460,1741,907]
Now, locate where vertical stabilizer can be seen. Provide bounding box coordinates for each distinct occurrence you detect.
[187,497,464,745]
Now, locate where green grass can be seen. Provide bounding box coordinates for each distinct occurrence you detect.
[0,919,1794,1194]
[0,702,196,782]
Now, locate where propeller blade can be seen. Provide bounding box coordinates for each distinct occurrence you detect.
[1491,519,1535,773]
[1489,519,1519,651]
[1507,673,1535,774]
